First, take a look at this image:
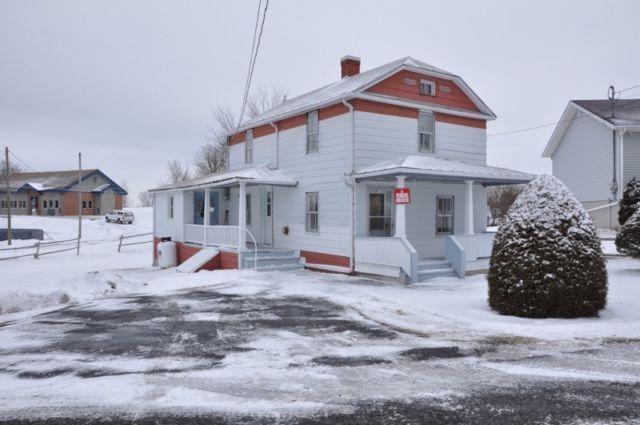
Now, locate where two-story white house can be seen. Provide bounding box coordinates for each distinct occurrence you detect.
[542,99,640,229]
[150,56,532,281]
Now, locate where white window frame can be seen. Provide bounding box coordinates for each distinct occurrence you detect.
[306,111,319,154]
[419,111,435,153]
[419,79,436,96]
[245,129,253,164]
[168,196,174,219]
[305,192,319,233]
[436,195,455,236]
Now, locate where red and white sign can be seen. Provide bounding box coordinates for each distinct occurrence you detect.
[394,188,411,205]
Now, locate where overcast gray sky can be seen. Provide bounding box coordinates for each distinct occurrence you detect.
[1,0,639,201]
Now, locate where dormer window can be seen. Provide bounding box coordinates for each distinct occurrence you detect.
[419,79,436,96]
[245,129,253,164]
[306,111,319,154]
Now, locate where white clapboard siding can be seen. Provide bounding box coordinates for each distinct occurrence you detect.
[624,133,640,185]
[272,113,352,257]
[552,113,613,202]
[354,111,487,169]
[153,191,184,242]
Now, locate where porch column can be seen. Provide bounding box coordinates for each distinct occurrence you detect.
[465,180,474,235]
[394,175,407,238]
[203,189,210,246]
[238,182,247,251]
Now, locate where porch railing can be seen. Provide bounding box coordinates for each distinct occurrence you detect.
[355,237,417,283]
[183,225,258,268]
[445,233,495,278]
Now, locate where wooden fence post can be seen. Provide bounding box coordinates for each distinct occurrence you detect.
[118,234,124,253]
[34,242,40,259]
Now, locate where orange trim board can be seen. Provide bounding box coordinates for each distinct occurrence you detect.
[228,101,485,146]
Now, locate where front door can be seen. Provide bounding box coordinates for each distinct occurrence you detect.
[193,191,205,225]
[261,188,273,246]
[209,191,220,225]
[368,190,393,236]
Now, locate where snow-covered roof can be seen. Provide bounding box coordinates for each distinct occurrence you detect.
[92,183,112,193]
[2,169,103,193]
[149,164,298,192]
[232,57,496,133]
[353,155,533,185]
[543,99,640,158]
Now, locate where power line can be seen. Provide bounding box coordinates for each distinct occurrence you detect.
[237,0,262,129]
[8,150,37,172]
[488,97,640,138]
[616,84,640,96]
[237,0,270,129]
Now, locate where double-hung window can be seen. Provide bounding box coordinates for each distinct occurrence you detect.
[245,129,253,164]
[169,196,174,219]
[436,196,454,235]
[305,192,319,232]
[419,111,435,153]
[306,111,319,154]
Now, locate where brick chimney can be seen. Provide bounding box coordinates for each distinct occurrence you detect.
[340,55,361,78]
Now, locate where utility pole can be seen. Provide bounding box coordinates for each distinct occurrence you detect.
[4,147,12,246]
[77,152,82,255]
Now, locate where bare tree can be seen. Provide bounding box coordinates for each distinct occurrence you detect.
[167,160,191,184]
[245,85,287,119]
[487,185,525,224]
[0,159,22,180]
[138,191,153,207]
[193,86,288,177]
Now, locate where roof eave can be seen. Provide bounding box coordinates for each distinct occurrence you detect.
[353,167,533,184]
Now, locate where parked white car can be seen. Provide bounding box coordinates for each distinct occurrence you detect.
[105,210,135,224]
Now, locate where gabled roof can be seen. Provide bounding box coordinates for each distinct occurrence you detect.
[542,99,640,158]
[354,155,533,185]
[573,99,640,127]
[149,164,297,192]
[1,169,127,194]
[232,57,496,134]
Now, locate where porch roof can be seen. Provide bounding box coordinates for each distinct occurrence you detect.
[353,155,534,185]
[148,164,298,192]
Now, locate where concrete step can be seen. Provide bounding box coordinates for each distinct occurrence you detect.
[418,259,451,270]
[243,249,297,259]
[418,267,457,281]
[249,263,304,272]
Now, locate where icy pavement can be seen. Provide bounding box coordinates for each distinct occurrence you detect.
[0,269,640,424]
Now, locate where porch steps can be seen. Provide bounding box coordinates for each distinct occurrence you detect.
[417,259,457,281]
[241,249,304,272]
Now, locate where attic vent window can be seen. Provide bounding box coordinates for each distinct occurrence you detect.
[419,79,436,96]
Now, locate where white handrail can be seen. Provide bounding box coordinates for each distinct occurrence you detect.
[586,202,619,213]
[244,228,258,270]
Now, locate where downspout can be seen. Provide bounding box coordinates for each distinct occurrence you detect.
[619,129,626,200]
[342,97,355,273]
[612,129,618,201]
[269,122,279,248]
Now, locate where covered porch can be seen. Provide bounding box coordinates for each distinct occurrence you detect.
[164,165,297,267]
[352,155,532,282]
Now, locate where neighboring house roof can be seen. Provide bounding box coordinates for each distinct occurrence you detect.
[231,56,496,134]
[1,169,127,194]
[353,155,534,185]
[149,164,298,192]
[92,183,112,193]
[542,99,640,158]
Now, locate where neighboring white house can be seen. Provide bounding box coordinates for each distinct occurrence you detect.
[150,56,532,281]
[542,99,640,228]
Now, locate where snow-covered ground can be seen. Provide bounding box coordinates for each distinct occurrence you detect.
[1,211,640,421]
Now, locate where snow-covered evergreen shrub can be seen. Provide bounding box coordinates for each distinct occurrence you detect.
[619,177,640,226]
[488,175,607,318]
[615,209,640,258]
